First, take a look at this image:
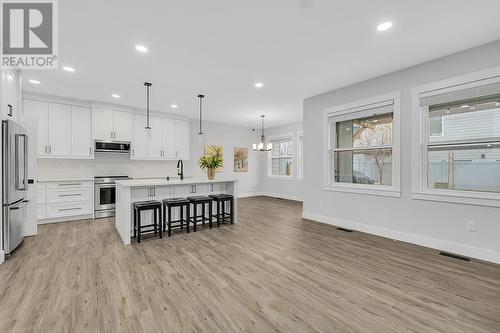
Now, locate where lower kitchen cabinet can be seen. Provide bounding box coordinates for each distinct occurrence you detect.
[37,180,94,223]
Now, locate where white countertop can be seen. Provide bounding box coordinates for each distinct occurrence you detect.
[115,177,237,187]
[37,177,94,182]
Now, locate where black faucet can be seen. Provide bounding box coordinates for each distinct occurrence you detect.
[177,159,184,180]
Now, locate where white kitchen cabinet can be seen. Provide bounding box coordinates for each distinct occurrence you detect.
[162,118,176,159]
[24,100,93,159]
[149,116,163,159]
[175,119,189,159]
[71,106,93,158]
[131,114,149,159]
[94,108,131,142]
[48,103,72,157]
[114,111,132,141]
[23,100,49,156]
[131,115,189,161]
[38,180,93,223]
[93,108,114,141]
[1,70,20,121]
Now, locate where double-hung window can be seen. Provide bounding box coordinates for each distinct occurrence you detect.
[420,79,500,196]
[269,136,293,177]
[324,92,401,196]
[297,133,304,180]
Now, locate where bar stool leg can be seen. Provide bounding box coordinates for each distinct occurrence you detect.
[186,204,190,233]
[167,205,172,237]
[180,205,184,230]
[193,203,197,232]
[158,207,163,239]
[137,209,141,243]
[153,208,158,235]
[222,201,226,223]
[230,198,234,224]
[163,204,166,232]
[208,202,213,229]
[216,200,220,227]
[202,204,206,227]
[134,207,137,238]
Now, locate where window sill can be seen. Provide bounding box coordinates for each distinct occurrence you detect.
[412,190,500,207]
[323,184,401,197]
[268,176,296,181]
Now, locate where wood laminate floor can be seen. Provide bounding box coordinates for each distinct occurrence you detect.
[1,197,499,332]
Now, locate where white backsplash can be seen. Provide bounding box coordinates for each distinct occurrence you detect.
[37,153,181,179]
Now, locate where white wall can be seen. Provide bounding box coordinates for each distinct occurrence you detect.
[303,40,500,264]
[37,119,261,197]
[258,122,303,201]
[187,119,261,197]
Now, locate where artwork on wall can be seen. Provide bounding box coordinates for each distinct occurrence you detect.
[204,145,224,173]
[234,147,248,172]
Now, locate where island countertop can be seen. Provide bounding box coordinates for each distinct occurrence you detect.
[115,178,238,244]
[115,177,238,187]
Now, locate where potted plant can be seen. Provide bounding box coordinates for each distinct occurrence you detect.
[199,145,223,180]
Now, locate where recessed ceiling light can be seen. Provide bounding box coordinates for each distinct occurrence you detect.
[170,104,178,109]
[254,82,264,88]
[460,104,469,108]
[495,100,500,107]
[29,79,40,84]
[112,94,120,99]
[377,21,393,32]
[135,45,148,53]
[63,66,75,72]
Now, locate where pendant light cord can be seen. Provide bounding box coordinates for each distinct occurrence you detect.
[198,94,205,135]
[144,82,152,129]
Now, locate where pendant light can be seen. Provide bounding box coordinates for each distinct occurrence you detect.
[144,82,152,134]
[253,115,272,151]
[197,94,205,143]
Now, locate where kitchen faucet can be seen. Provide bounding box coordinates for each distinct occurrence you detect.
[177,159,184,180]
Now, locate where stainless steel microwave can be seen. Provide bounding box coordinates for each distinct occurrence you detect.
[94,141,130,154]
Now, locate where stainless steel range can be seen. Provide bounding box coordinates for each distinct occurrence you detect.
[94,176,129,218]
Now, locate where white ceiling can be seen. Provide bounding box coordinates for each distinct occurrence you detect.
[23,0,500,128]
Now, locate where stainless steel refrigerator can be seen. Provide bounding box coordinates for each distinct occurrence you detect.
[2,120,29,256]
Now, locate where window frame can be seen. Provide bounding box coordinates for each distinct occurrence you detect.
[411,66,500,207]
[323,91,401,197]
[268,133,295,179]
[297,131,303,180]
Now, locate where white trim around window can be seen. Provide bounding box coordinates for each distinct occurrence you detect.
[411,66,500,207]
[267,133,295,179]
[322,91,401,197]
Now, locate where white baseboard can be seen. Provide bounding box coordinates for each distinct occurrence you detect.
[237,192,262,198]
[237,192,303,202]
[302,211,500,265]
[38,214,93,225]
[0,250,4,265]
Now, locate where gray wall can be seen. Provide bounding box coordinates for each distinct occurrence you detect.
[303,40,500,263]
[258,122,303,201]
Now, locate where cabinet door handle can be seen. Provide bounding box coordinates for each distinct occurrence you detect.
[89,147,92,156]
[7,104,13,117]
[48,146,52,154]
[59,183,82,186]
[59,207,82,212]
[59,193,82,197]
[44,145,47,154]
[194,184,197,193]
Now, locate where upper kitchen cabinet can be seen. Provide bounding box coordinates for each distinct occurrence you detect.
[23,99,93,159]
[175,119,189,159]
[48,103,72,157]
[93,107,131,142]
[131,114,189,160]
[1,70,21,122]
[71,106,93,158]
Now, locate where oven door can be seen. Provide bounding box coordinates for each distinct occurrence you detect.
[94,185,116,211]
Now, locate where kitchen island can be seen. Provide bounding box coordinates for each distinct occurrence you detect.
[115,178,238,244]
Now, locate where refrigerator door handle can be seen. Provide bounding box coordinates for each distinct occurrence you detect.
[15,134,28,191]
[9,200,30,210]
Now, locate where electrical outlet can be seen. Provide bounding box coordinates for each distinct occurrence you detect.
[466,221,476,232]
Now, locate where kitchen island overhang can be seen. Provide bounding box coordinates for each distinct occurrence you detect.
[115,178,238,244]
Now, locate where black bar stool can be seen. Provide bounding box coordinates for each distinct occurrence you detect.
[133,200,162,243]
[209,194,234,227]
[163,198,190,237]
[187,196,213,232]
